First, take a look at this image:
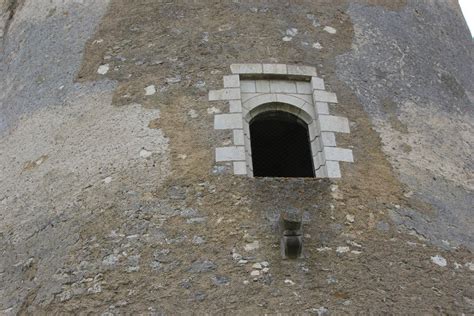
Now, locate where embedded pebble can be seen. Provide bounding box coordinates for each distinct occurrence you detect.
[323,26,337,34]
[286,28,298,37]
[189,260,216,273]
[102,254,119,266]
[102,176,112,184]
[260,261,269,267]
[211,275,229,286]
[317,247,332,252]
[192,236,205,245]
[139,149,152,158]
[244,241,259,251]
[262,267,270,273]
[232,252,242,261]
[250,270,260,277]
[252,263,262,270]
[207,106,221,114]
[313,42,323,49]
[346,214,355,223]
[336,246,350,254]
[431,255,447,267]
[465,262,474,271]
[282,36,293,42]
[188,109,198,118]
[97,64,109,75]
[166,76,181,84]
[238,260,248,264]
[145,85,156,96]
[284,279,295,285]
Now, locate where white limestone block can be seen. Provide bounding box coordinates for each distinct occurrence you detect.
[256,80,271,93]
[324,147,353,162]
[318,115,350,133]
[209,88,241,101]
[233,129,245,145]
[230,64,262,74]
[215,146,245,162]
[275,94,306,109]
[321,132,336,146]
[229,100,242,113]
[313,90,338,103]
[296,81,312,94]
[270,80,297,93]
[262,64,287,74]
[289,93,312,104]
[240,80,257,92]
[287,65,317,76]
[214,114,243,129]
[311,77,325,90]
[315,102,329,114]
[313,150,324,169]
[308,121,318,141]
[223,75,240,88]
[241,93,260,103]
[315,166,327,178]
[326,161,341,178]
[311,138,322,156]
[243,94,277,112]
[233,161,247,175]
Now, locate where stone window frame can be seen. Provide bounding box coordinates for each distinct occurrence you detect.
[209,63,353,178]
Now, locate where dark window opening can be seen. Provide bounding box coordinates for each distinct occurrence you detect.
[250,109,314,177]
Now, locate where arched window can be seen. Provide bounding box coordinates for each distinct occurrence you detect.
[209,64,353,178]
[250,109,314,177]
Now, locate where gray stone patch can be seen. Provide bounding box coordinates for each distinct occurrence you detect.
[211,275,230,286]
[188,260,217,273]
[336,1,473,250]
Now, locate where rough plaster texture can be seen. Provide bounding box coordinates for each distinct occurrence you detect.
[0,0,473,314]
[336,1,474,249]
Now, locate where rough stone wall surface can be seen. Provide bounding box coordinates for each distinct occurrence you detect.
[0,0,473,314]
[336,1,473,250]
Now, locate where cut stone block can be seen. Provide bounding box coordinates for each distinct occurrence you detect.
[270,80,297,93]
[223,75,240,88]
[256,80,271,93]
[240,80,256,92]
[320,132,336,146]
[313,90,338,103]
[233,129,245,145]
[229,100,242,113]
[241,93,260,103]
[214,114,243,129]
[233,161,247,175]
[311,77,325,90]
[287,65,317,76]
[230,64,263,74]
[326,161,341,178]
[313,151,324,169]
[215,146,245,162]
[315,166,327,178]
[324,147,353,162]
[315,102,329,114]
[209,88,241,101]
[263,63,287,74]
[318,115,350,133]
[310,138,323,156]
[296,81,312,94]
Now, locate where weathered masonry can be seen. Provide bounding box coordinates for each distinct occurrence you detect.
[209,64,354,178]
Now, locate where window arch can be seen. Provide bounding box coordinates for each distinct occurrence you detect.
[249,109,314,177]
[209,64,353,178]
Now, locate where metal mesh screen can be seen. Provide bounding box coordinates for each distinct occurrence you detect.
[250,111,314,177]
